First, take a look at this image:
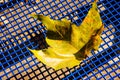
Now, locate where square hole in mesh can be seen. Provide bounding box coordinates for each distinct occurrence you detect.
[115,77,120,80]
[16,29,22,34]
[41,7,46,12]
[16,74,21,79]
[106,31,112,36]
[21,16,27,21]
[24,75,30,80]
[32,77,38,80]
[5,68,11,73]
[95,73,102,79]
[2,76,7,80]
[54,77,60,80]
[27,35,31,39]
[46,76,52,80]
[106,68,112,73]
[43,0,48,5]
[22,37,26,41]
[65,71,70,76]
[88,72,95,77]
[29,61,35,66]
[69,2,75,7]
[6,56,11,61]
[16,18,22,23]
[35,70,40,75]
[24,20,30,26]
[51,12,57,17]
[27,56,32,61]
[83,75,88,80]
[51,73,57,78]
[19,13,24,17]
[100,77,106,80]
[88,76,96,80]
[65,5,70,9]
[59,74,65,79]
[40,67,47,72]
[24,10,29,14]
[35,9,41,14]
[8,72,13,78]
[32,5,39,10]
[68,76,74,80]
[11,65,16,69]
[62,1,67,5]
[56,70,63,75]
[16,62,22,68]
[108,59,115,65]
[14,14,19,19]
[18,66,24,72]
[10,77,16,80]
[110,72,116,77]
[48,8,53,13]
[27,68,32,73]
[101,70,107,76]
[13,69,19,75]
[73,16,79,20]
[102,44,109,50]
[60,7,65,12]
[3,63,9,68]
[99,4,106,12]
[16,8,22,12]
[113,57,119,62]
[74,73,79,77]
[32,33,36,37]
[24,64,29,69]
[30,73,35,78]
[105,75,111,80]
[29,7,34,12]
[47,68,54,74]
[43,71,49,77]
[57,3,62,8]
[31,22,38,27]
[24,31,29,35]
[38,74,43,79]
[46,4,51,9]
[0,71,5,77]
[17,40,21,44]
[32,65,37,71]
[56,9,61,14]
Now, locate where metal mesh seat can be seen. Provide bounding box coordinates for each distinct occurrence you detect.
[0,0,120,80]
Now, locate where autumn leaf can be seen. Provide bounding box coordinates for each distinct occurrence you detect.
[29,1,104,70]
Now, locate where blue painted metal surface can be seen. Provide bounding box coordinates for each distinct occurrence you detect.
[0,0,120,80]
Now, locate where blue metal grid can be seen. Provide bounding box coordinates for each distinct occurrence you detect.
[0,0,120,80]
